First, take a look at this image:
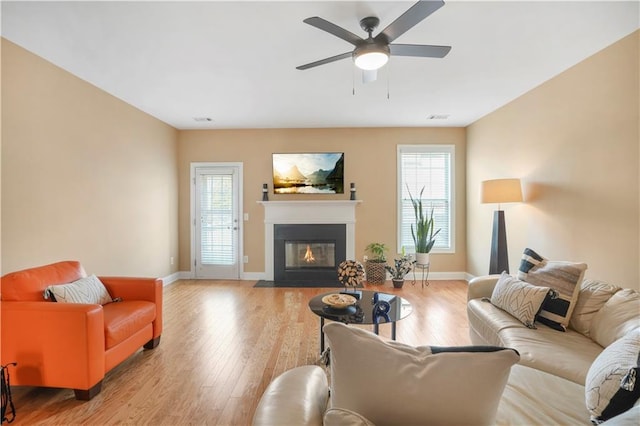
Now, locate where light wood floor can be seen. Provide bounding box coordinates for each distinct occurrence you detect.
[9,279,470,425]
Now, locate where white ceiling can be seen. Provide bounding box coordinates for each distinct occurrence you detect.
[2,1,638,129]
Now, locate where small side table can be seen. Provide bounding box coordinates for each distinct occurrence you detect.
[412,263,430,289]
[308,290,413,354]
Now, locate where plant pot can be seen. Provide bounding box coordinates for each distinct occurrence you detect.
[392,278,404,289]
[415,252,430,266]
[365,260,386,285]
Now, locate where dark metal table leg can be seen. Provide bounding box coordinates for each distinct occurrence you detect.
[320,317,325,354]
[392,322,397,340]
[374,323,379,335]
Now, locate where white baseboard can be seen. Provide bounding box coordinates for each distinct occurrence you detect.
[178,271,194,280]
[242,271,468,281]
[162,271,194,284]
[241,272,266,281]
[161,272,181,286]
[412,271,468,281]
[164,271,263,282]
[166,271,470,283]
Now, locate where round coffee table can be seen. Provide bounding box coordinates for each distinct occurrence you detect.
[308,290,413,353]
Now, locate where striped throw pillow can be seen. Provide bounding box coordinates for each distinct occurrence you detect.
[517,248,587,331]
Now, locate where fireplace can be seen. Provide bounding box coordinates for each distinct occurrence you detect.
[274,224,346,282]
[260,200,360,281]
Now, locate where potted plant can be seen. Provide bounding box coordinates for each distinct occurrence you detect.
[384,252,416,288]
[408,186,441,265]
[364,242,388,285]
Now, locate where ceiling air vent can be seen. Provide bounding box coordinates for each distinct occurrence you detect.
[427,114,450,120]
[193,117,213,122]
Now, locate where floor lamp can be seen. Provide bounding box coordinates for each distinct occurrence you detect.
[481,178,523,274]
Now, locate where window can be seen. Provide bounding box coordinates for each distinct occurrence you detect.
[397,145,454,253]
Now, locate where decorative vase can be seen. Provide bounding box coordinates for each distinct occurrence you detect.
[365,260,386,285]
[392,278,404,289]
[415,252,430,266]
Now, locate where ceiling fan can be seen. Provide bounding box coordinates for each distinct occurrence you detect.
[296,0,451,83]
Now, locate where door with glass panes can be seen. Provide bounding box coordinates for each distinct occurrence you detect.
[194,166,240,279]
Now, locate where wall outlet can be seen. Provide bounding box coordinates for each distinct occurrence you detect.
[170,257,174,265]
[244,213,249,221]
[243,255,249,263]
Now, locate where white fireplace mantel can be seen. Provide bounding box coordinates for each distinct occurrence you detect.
[258,200,361,280]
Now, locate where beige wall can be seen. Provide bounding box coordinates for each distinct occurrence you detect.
[4,29,637,286]
[467,31,640,289]
[0,37,3,277]
[1,39,179,277]
[178,128,467,275]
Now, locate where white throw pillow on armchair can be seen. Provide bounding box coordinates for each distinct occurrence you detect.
[324,322,520,426]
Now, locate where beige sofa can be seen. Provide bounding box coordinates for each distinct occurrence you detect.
[253,276,640,425]
[467,274,640,425]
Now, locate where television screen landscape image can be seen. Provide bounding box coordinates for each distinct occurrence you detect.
[272,152,344,194]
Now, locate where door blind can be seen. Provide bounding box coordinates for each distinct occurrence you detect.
[200,174,235,265]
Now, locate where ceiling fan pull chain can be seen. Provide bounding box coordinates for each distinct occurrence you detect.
[352,68,356,96]
[387,61,391,100]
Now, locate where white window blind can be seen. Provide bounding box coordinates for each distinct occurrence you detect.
[397,145,454,253]
[200,174,235,265]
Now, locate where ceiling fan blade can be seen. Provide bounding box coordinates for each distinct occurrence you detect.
[303,17,363,46]
[375,0,445,44]
[362,69,377,84]
[296,52,353,70]
[390,44,451,58]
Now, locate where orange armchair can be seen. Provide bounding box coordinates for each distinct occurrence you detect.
[0,261,162,400]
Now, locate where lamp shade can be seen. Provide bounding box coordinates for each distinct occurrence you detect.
[481,179,523,204]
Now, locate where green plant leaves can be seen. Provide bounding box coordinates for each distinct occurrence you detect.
[407,185,441,254]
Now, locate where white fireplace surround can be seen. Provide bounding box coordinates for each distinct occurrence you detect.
[259,200,361,280]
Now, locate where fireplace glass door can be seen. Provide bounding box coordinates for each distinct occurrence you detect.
[284,241,336,270]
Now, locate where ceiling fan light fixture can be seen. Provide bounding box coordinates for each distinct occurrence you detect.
[353,43,390,70]
[354,51,389,70]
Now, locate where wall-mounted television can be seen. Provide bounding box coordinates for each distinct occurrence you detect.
[272,152,344,194]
